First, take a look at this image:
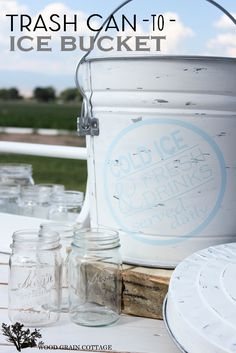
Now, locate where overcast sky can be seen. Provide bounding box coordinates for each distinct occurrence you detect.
[0,0,235,96]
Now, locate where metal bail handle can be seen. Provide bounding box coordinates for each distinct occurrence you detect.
[76,0,236,137]
[77,100,99,137]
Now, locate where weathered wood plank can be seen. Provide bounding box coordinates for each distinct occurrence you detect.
[79,263,172,320]
[122,267,172,319]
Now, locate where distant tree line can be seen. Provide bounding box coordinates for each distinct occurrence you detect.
[0,87,82,103]
[0,88,23,100]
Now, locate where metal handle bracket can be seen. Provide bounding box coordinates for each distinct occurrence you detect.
[77,116,99,136]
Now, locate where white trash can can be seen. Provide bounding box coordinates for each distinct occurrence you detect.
[77,0,236,267]
[78,55,236,268]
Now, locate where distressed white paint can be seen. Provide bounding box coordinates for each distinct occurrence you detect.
[79,56,236,267]
[0,309,179,353]
[165,242,236,353]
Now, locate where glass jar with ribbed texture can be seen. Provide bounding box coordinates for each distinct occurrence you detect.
[8,229,62,327]
[48,191,84,222]
[69,228,122,327]
[0,164,34,186]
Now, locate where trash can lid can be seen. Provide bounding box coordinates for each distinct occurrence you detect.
[164,243,236,353]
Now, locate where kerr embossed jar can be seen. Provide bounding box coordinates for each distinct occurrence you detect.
[68,228,122,327]
[8,230,62,327]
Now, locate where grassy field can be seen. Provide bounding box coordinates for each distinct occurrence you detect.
[0,101,81,130]
[0,101,87,191]
[0,155,87,192]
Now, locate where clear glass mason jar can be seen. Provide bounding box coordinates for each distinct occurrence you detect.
[49,191,84,222]
[8,230,62,327]
[69,228,122,327]
[36,184,65,196]
[19,186,50,219]
[0,164,34,186]
[0,184,20,214]
[40,222,80,312]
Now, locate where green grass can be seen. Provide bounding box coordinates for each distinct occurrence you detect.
[0,101,81,130]
[0,101,87,191]
[0,155,87,192]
